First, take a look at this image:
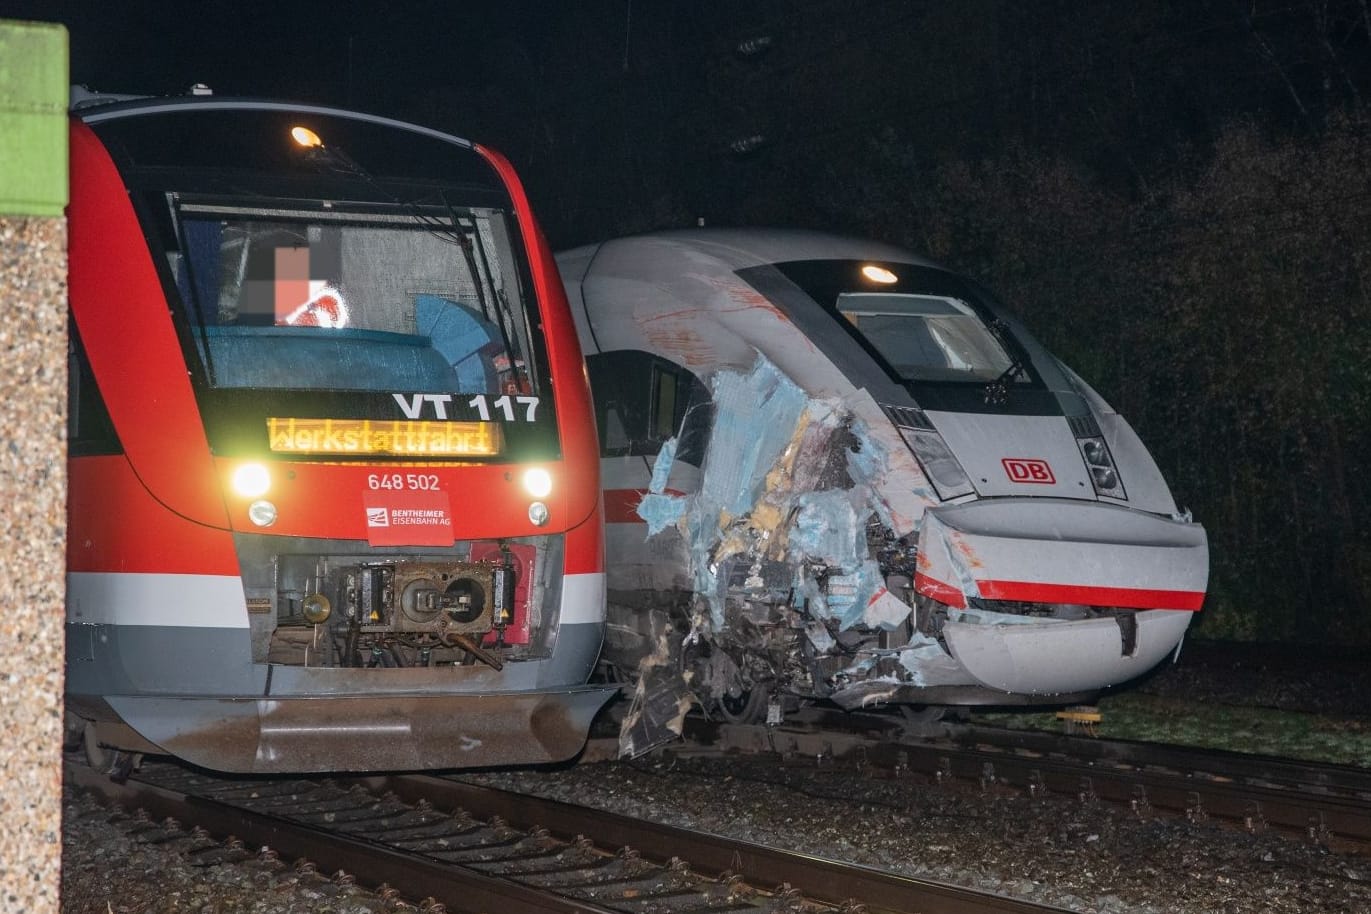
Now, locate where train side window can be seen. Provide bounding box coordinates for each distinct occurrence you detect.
[601,401,630,453]
[586,351,647,458]
[68,322,121,456]
[652,367,678,440]
[585,350,712,463]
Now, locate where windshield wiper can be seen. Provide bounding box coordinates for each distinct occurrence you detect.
[983,358,1026,405]
[983,318,1029,405]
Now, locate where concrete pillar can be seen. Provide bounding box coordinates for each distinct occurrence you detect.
[0,18,69,914]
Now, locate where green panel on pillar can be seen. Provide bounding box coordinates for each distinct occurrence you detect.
[0,19,69,217]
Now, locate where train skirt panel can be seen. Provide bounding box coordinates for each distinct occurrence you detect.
[943,610,1194,696]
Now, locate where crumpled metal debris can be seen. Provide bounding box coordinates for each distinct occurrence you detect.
[618,631,695,758]
[636,356,926,631]
[611,354,988,732]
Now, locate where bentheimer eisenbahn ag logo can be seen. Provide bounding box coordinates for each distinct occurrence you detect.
[366,507,390,527]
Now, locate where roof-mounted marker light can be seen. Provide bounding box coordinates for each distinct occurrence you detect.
[291,126,323,148]
[861,264,898,284]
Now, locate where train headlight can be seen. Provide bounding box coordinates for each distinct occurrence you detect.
[1077,435,1127,500]
[898,427,975,500]
[522,467,553,498]
[247,499,278,527]
[232,462,271,498]
[528,501,550,526]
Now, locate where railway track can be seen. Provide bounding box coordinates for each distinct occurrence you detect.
[66,758,1075,914]
[674,710,1371,853]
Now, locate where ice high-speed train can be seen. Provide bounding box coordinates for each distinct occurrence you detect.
[559,229,1207,728]
[65,90,613,773]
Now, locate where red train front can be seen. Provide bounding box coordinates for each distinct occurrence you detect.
[64,93,612,773]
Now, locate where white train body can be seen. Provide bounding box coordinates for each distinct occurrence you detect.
[559,229,1207,727]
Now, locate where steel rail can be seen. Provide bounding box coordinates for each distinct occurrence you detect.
[71,758,1074,914]
[943,724,1371,795]
[66,761,620,914]
[362,774,1077,914]
[682,717,1371,847]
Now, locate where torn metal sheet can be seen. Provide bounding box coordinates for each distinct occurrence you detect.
[617,634,694,758]
[636,492,687,536]
[700,357,809,517]
[842,391,935,538]
[788,490,869,566]
[865,584,913,630]
[648,437,676,493]
[898,632,981,685]
[638,356,873,630]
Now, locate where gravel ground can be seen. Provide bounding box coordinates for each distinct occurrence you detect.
[465,753,1371,914]
[60,791,399,913]
[61,641,1371,914]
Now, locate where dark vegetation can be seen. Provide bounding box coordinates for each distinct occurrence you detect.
[438,1,1371,644]
[45,0,1371,641]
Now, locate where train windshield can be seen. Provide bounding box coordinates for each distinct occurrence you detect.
[836,292,1018,384]
[171,203,535,396]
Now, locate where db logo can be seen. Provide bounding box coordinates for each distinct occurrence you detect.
[1003,458,1055,484]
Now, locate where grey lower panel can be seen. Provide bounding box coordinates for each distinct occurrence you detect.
[108,686,620,774]
[66,621,605,698]
[66,624,259,696]
[71,619,612,772]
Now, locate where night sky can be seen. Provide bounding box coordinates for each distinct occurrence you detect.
[19,0,1369,247]
[7,1,543,104]
[8,1,715,242]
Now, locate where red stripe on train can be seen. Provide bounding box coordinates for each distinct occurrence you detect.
[913,572,969,609]
[604,488,687,524]
[916,572,1203,611]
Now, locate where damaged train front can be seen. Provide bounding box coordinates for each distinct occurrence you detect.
[565,230,1207,754]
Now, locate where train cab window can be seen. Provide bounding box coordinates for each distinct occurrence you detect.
[168,207,534,396]
[68,323,120,456]
[751,259,1058,415]
[586,350,712,463]
[837,293,1023,384]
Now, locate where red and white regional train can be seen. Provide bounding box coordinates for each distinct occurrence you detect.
[65,91,613,773]
[560,229,1209,732]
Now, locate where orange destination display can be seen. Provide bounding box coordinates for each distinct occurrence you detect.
[267,417,503,457]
